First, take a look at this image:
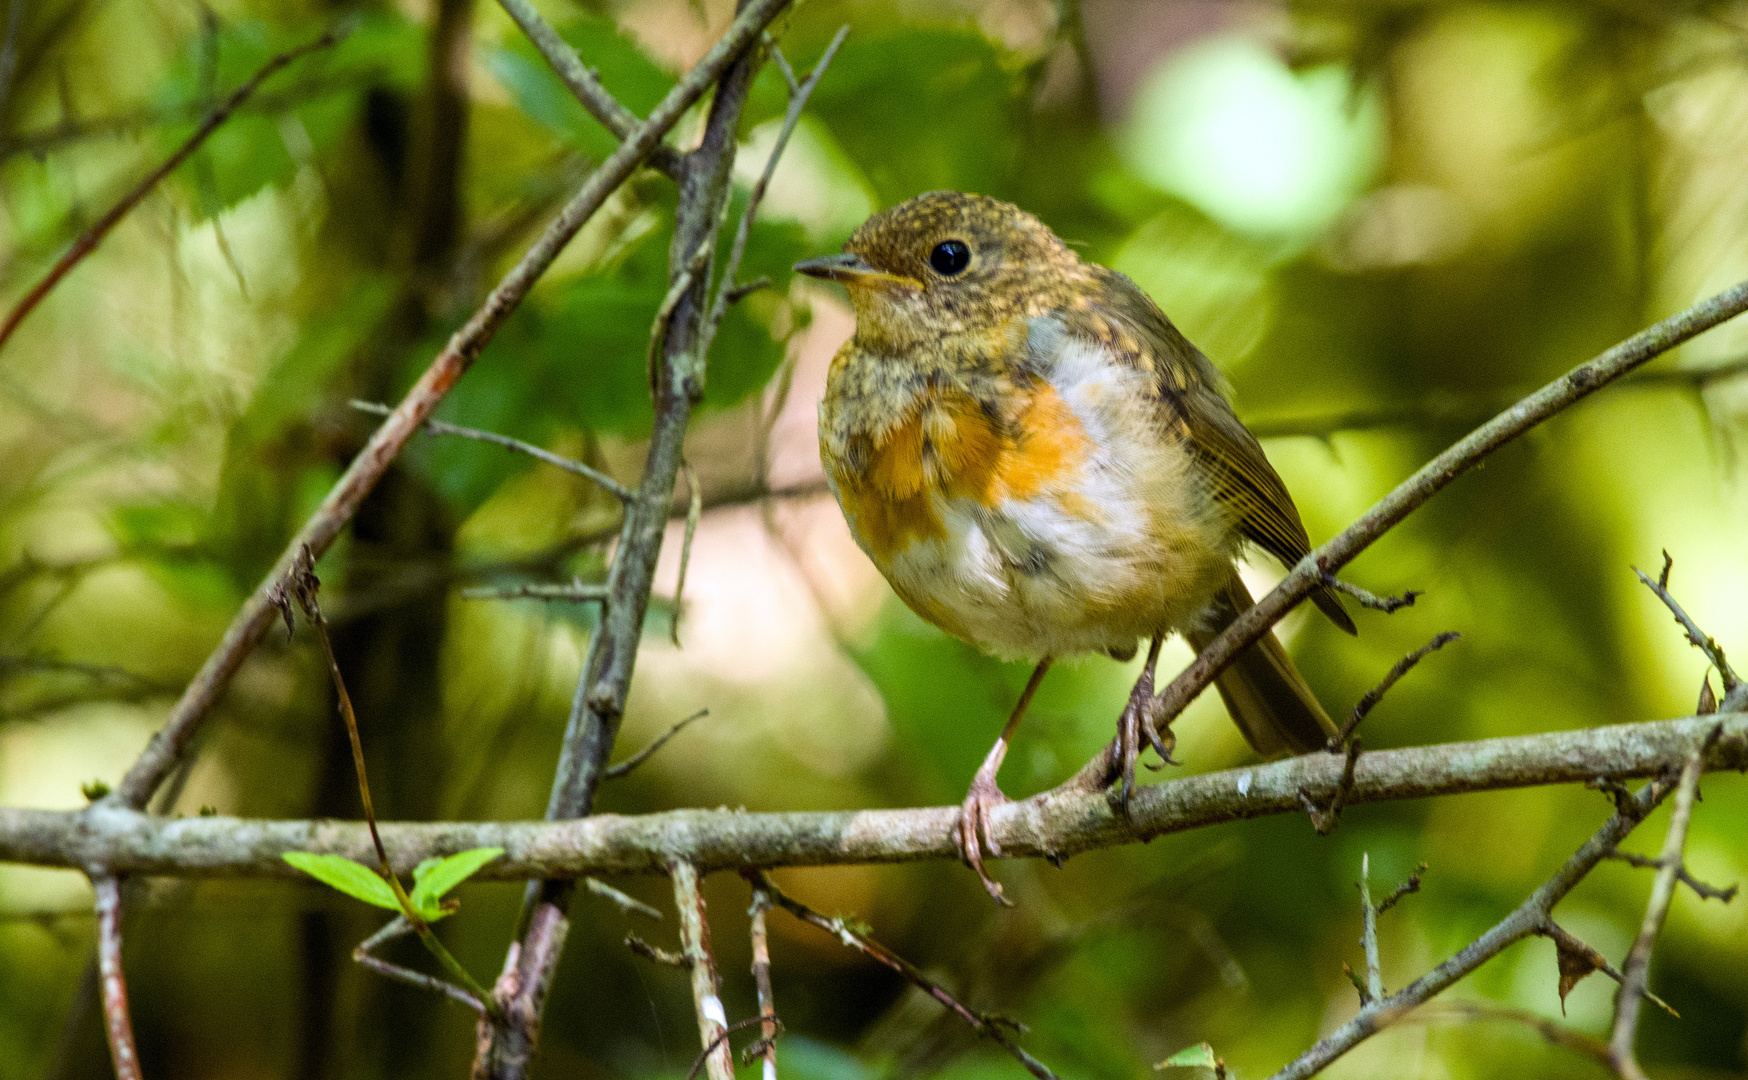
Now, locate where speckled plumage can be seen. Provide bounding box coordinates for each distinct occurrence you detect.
[799,192,1356,898]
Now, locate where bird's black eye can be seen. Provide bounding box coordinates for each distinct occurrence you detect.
[929,239,971,276]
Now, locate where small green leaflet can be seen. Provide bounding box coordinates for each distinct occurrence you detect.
[409,848,506,915]
[283,847,503,921]
[1156,1043,1218,1070]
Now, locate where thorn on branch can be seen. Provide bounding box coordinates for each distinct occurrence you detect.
[1320,574,1422,613]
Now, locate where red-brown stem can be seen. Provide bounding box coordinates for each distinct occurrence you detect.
[93,876,142,1080]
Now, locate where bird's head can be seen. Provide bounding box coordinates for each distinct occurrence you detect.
[794,191,1082,350]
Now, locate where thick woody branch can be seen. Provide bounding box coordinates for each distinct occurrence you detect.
[7,714,1741,879]
[1074,275,1748,792]
[105,0,794,814]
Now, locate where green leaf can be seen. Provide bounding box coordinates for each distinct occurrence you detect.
[283,852,401,911]
[408,847,504,914]
[1157,1043,1218,1070]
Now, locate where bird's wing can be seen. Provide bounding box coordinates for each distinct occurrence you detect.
[1061,266,1356,635]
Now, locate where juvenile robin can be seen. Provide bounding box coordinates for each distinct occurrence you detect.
[796,191,1354,903]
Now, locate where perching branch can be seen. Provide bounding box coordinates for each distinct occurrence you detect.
[1076,273,1748,794]
[9,714,1740,879]
[0,24,348,354]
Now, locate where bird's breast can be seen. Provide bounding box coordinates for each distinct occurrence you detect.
[820,334,1235,658]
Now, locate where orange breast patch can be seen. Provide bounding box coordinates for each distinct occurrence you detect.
[832,384,1092,565]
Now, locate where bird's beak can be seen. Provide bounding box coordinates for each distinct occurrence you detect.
[792,252,920,289]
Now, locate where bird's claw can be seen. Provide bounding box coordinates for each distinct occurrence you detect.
[957,770,1013,907]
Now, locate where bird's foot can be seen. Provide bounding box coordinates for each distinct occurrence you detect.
[1114,667,1177,814]
[956,769,1013,907]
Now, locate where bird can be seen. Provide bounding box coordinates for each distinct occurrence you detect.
[795,191,1354,903]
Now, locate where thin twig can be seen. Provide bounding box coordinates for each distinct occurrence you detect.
[754,871,1060,1080]
[481,8,789,1072]
[350,400,631,501]
[459,582,610,603]
[493,0,682,176]
[585,877,664,919]
[107,0,791,816]
[1298,739,1361,835]
[1605,850,1738,902]
[0,24,347,353]
[1634,553,1740,692]
[93,876,142,1080]
[351,916,486,1011]
[1265,772,1683,1080]
[1610,736,1713,1077]
[746,873,780,1080]
[1321,575,1421,613]
[1358,853,1384,1003]
[697,25,848,363]
[686,1017,781,1080]
[671,460,701,646]
[603,708,710,781]
[1402,1001,1612,1068]
[276,548,503,1020]
[672,861,735,1080]
[1376,863,1427,914]
[626,933,689,967]
[1071,273,1748,793]
[1331,632,1462,747]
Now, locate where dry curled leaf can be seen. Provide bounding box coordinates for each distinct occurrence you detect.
[1698,675,1716,715]
[1555,938,1600,1015]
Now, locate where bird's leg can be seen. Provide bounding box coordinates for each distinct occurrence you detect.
[1115,636,1171,811]
[958,657,1052,906]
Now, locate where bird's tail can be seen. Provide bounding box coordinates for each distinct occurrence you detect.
[1185,573,1336,756]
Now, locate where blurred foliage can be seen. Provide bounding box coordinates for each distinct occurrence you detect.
[3,1,1748,1079]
